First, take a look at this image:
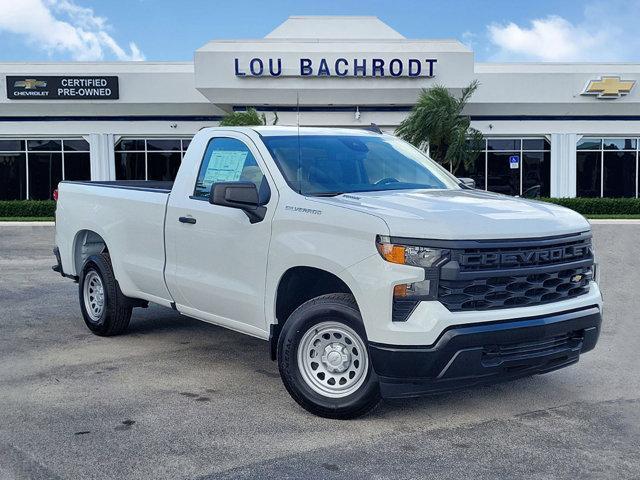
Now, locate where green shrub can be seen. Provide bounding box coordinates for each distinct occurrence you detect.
[539,197,640,215]
[0,200,56,218]
[2,197,638,218]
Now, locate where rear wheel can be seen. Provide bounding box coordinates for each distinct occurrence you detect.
[277,293,381,419]
[78,253,132,336]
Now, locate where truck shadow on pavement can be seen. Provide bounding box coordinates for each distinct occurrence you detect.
[119,305,572,421]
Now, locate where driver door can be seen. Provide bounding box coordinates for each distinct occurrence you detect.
[164,133,276,338]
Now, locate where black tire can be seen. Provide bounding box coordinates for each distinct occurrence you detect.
[277,293,381,419]
[78,253,132,336]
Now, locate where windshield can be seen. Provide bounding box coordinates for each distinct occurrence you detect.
[261,134,460,196]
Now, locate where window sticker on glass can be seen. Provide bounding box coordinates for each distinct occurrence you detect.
[202,150,249,186]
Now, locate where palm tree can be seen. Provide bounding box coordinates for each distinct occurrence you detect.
[395,80,483,172]
[219,108,278,127]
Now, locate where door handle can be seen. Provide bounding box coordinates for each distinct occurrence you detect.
[178,216,196,224]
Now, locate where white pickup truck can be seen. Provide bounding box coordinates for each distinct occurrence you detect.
[53,126,602,418]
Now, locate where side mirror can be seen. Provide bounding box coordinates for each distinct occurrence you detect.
[458,177,476,189]
[209,181,267,223]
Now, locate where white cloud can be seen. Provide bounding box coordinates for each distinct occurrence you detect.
[0,0,145,61]
[488,16,598,61]
[486,1,640,62]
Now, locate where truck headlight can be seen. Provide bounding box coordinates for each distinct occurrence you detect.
[376,236,449,319]
[375,235,445,268]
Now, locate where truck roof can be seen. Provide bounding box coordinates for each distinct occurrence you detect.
[202,126,389,137]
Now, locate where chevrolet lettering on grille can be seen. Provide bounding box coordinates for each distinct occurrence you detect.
[459,244,590,268]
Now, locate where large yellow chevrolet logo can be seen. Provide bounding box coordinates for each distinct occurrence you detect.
[14,79,47,89]
[583,76,635,98]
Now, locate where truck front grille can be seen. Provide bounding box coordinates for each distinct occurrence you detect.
[438,266,591,312]
[454,236,593,272]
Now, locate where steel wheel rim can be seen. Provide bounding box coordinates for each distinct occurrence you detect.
[83,270,105,323]
[297,321,369,398]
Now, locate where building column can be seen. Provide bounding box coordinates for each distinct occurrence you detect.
[86,133,116,181]
[550,133,579,198]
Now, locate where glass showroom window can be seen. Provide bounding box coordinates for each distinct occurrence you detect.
[0,138,90,200]
[447,138,550,197]
[577,138,638,198]
[115,138,191,181]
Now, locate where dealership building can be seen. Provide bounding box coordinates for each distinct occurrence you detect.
[1,15,640,200]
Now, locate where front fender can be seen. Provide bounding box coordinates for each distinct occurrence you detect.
[265,196,389,329]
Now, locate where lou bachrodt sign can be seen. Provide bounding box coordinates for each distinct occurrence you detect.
[234,57,437,77]
[6,76,119,100]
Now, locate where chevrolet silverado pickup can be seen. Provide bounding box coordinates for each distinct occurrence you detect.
[53,126,602,418]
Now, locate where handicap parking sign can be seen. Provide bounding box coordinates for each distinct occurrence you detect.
[509,155,520,169]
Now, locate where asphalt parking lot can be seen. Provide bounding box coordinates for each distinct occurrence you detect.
[0,223,639,480]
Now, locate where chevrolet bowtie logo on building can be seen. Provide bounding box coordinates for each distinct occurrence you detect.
[582,76,635,99]
[14,79,47,89]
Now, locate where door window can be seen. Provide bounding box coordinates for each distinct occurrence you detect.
[487,152,520,196]
[576,137,638,198]
[576,151,601,197]
[447,137,550,197]
[114,138,190,181]
[0,138,89,200]
[194,138,265,198]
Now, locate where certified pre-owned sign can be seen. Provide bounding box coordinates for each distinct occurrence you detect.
[6,76,119,100]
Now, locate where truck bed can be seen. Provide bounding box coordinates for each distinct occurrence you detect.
[55,179,174,305]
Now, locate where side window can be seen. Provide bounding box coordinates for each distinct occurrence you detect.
[193,137,265,198]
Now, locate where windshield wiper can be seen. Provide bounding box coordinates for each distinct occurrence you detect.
[306,191,345,197]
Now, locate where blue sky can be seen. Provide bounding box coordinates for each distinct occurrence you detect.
[0,0,638,62]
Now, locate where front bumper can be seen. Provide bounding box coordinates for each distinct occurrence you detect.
[369,305,601,399]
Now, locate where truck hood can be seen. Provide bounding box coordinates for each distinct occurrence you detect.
[316,189,590,239]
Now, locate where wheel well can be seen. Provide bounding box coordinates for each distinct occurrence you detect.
[74,230,108,275]
[270,267,354,360]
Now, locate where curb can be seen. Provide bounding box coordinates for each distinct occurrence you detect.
[588,219,640,224]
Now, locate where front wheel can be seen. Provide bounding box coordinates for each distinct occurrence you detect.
[277,293,381,419]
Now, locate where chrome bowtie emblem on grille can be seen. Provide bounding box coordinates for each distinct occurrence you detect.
[571,274,584,283]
